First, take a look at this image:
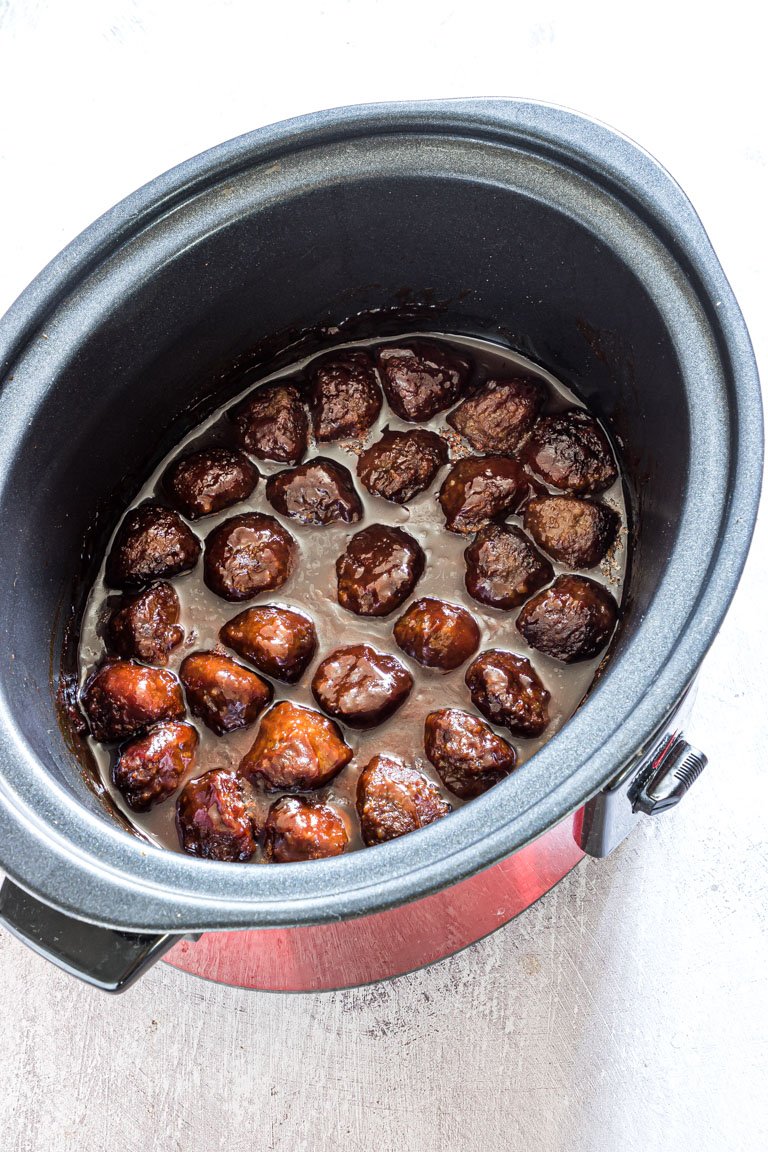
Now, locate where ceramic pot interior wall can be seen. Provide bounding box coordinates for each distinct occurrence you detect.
[0,170,686,821]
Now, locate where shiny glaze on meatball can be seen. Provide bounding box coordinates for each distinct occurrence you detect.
[393,598,480,671]
[465,650,550,738]
[240,701,353,791]
[336,524,425,617]
[423,709,517,798]
[356,754,451,846]
[311,644,413,729]
[516,574,619,663]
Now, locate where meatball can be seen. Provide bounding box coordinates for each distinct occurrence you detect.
[375,341,471,422]
[179,651,272,735]
[336,524,425,617]
[446,375,547,454]
[80,659,185,743]
[265,457,363,526]
[240,701,353,791]
[516,574,619,663]
[357,427,448,505]
[104,581,183,666]
[176,769,257,862]
[464,523,554,610]
[423,709,517,798]
[309,350,382,440]
[356,755,451,846]
[393,598,480,671]
[311,644,413,729]
[162,446,259,520]
[523,495,620,568]
[113,721,199,811]
[204,513,296,601]
[105,504,201,588]
[438,456,529,534]
[220,605,317,684]
[229,381,309,465]
[465,650,550,737]
[524,409,618,493]
[263,797,349,863]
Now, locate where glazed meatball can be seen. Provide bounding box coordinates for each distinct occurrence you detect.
[80,659,186,743]
[438,456,529,534]
[423,709,517,799]
[176,769,257,862]
[179,651,272,735]
[376,341,471,422]
[336,524,425,617]
[204,513,296,601]
[446,375,547,454]
[309,350,382,440]
[105,504,201,588]
[229,381,309,464]
[523,495,620,568]
[263,797,349,863]
[220,605,317,683]
[113,721,199,811]
[265,457,363,526]
[357,427,448,505]
[104,582,183,666]
[516,574,619,663]
[524,409,618,493]
[464,523,554,610]
[240,701,353,791]
[393,598,480,671]
[162,446,259,520]
[465,650,550,737]
[311,644,413,729]
[356,755,451,846]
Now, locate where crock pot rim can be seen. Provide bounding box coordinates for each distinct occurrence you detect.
[0,98,762,932]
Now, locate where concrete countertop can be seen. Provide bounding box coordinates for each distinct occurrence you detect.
[1,2,766,1149]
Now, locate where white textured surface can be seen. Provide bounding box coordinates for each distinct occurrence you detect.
[1,2,766,1149]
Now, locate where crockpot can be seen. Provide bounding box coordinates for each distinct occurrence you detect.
[0,100,761,992]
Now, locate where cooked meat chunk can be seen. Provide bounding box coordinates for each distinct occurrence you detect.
[309,350,382,440]
[376,341,471,421]
[176,769,257,861]
[465,649,550,737]
[113,721,198,811]
[523,495,619,568]
[464,523,553,610]
[240,701,353,791]
[179,651,272,735]
[80,659,185,743]
[104,582,183,666]
[356,755,451,845]
[220,605,317,683]
[357,427,448,504]
[105,504,200,588]
[336,524,425,617]
[311,644,413,729]
[516,574,619,662]
[438,456,529,534]
[266,457,363,526]
[229,381,309,464]
[424,709,517,798]
[204,513,296,601]
[393,598,480,671]
[446,375,547,453]
[263,797,349,862]
[162,447,259,520]
[523,409,618,493]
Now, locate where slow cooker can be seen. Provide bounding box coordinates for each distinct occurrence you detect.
[0,100,761,992]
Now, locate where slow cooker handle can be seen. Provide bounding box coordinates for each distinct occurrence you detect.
[0,879,185,992]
